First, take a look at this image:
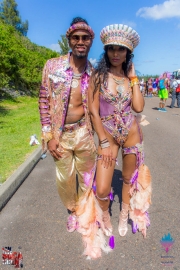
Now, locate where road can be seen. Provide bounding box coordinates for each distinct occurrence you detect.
[0,97,180,270]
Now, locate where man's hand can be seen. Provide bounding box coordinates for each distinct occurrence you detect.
[47,139,62,159]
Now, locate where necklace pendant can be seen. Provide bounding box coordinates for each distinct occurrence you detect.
[116,85,122,91]
[71,79,79,88]
[116,85,124,95]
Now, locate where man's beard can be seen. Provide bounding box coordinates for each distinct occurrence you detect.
[75,52,87,59]
[76,54,86,59]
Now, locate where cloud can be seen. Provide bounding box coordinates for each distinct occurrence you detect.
[136,0,180,20]
[89,58,97,67]
[49,43,60,52]
[121,20,137,28]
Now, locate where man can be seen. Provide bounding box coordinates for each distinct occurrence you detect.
[39,17,96,232]
[170,75,180,108]
[145,80,148,96]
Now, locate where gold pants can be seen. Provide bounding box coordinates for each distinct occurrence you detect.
[55,124,96,212]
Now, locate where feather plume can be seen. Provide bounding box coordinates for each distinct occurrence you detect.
[76,188,111,259]
[129,164,152,238]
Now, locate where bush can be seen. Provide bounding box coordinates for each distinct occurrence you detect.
[0,20,60,96]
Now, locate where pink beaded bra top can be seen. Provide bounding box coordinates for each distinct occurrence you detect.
[99,79,134,146]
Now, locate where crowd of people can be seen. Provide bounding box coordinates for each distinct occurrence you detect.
[140,73,180,111]
[39,17,152,259]
[140,76,167,97]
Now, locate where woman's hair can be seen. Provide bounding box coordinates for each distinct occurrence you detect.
[92,45,134,95]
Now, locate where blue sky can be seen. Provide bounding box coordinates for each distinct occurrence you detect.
[15,0,180,76]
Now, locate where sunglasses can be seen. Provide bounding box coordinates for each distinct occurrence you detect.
[70,35,92,43]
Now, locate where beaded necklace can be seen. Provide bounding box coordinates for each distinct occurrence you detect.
[112,76,125,97]
[71,73,82,88]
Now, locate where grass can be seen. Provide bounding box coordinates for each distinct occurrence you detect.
[0,95,41,183]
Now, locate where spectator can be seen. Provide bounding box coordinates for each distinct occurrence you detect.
[152,78,157,96]
[140,78,145,95]
[145,80,148,96]
[158,73,169,112]
[170,75,180,108]
[148,78,153,97]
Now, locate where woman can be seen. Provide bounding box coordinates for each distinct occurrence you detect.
[88,24,151,238]
[148,78,153,96]
[75,24,151,260]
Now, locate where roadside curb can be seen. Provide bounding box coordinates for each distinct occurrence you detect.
[0,146,42,211]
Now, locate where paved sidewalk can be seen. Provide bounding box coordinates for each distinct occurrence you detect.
[0,147,42,211]
[0,97,180,270]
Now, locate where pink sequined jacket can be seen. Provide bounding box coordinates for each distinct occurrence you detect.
[39,53,94,149]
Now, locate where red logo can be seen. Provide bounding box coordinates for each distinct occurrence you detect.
[2,247,23,268]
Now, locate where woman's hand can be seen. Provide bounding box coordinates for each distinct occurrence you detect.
[101,147,113,169]
[128,63,136,78]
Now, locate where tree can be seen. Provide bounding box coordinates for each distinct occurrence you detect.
[58,35,70,55]
[0,20,59,94]
[0,0,28,36]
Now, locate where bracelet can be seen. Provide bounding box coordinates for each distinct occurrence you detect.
[100,141,110,149]
[133,81,140,85]
[100,138,108,143]
[100,140,108,144]
[130,78,139,83]
[131,81,140,87]
[130,76,139,84]
[129,76,138,80]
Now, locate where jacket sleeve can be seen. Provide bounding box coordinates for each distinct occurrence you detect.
[38,60,53,150]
